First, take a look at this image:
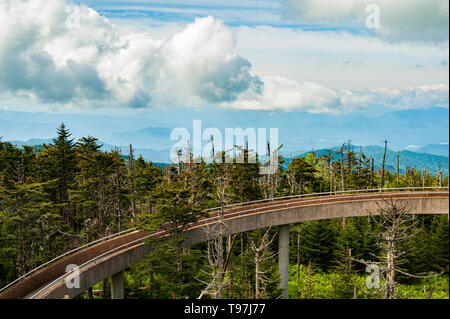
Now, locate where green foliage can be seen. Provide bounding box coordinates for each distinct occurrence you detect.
[0,128,448,299]
[300,219,339,272]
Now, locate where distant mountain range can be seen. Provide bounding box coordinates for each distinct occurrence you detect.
[6,139,449,175]
[291,145,448,175]
[2,106,448,170]
[6,138,171,164]
[405,144,449,157]
[1,107,448,153]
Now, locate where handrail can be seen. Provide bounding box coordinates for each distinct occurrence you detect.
[28,189,449,299]
[200,191,449,225]
[3,187,448,298]
[29,230,165,299]
[0,227,137,293]
[205,187,449,212]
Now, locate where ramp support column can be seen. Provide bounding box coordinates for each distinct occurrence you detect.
[278,224,290,299]
[111,271,124,299]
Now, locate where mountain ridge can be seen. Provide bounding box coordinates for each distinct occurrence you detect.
[294,145,449,175]
[6,139,448,175]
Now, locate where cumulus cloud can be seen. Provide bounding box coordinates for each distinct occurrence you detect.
[340,84,449,110]
[0,0,261,108]
[223,79,449,112]
[0,0,447,114]
[0,0,111,103]
[223,75,341,113]
[283,0,449,43]
[161,16,263,103]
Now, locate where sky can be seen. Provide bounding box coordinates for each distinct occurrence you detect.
[0,0,449,151]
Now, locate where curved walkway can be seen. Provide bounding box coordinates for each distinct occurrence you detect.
[0,189,448,299]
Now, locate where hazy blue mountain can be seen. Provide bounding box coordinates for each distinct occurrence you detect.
[9,138,54,147]
[406,144,449,157]
[101,144,170,163]
[1,107,448,153]
[108,127,173,149]
[7,138,171,163]
[8,137,448,175]
[292,145,449,175]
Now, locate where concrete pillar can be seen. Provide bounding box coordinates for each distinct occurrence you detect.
[278,224,290,299]
[111,271,124,299]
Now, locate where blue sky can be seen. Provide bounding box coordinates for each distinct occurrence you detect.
[1,0,448,113]
[69,0,365,33]
[70,0,287,26]
[0,0,449,151]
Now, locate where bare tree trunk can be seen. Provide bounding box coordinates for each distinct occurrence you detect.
[359,146,363,176]
[255,249,261,299]
[353,198,441,299]
[320,158,324,193]
[115,167,122,232]
[251,228,276,299]
[385,239,396,299]
[381,140,388,188]
[225,235,237,297]
[370,158,374,188]
[396,152,400,182]
[340,147,345,191]
[217,218,224,299]
[438,164,442,187]
[129,144,137,221]
[200,187,230,299]
[296,223,301,284]
[328,150,333,193]
[422,168,426,188]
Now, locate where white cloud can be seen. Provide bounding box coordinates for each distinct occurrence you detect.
[223,79,449,112]
[0,0,261,108]
[0,0,448,114]
[234,26,449,90]
[161,16,263,104]
[283,0,449,43]
[223,75,341,113]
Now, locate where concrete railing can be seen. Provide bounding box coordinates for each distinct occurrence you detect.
[28,230,166,299]
[1,187,448,298]
[205,187,449,212]
[0,228,137,295]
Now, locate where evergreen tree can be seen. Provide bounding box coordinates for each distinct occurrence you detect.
[300,220,338,272]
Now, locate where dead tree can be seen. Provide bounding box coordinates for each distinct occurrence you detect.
[327,149,334,193]
[422,168,426,188]
[396,152,400,182]
[438,164,443,187]
[128,144,137,221]
[380,140,388,189]
[198,176,232,299]
[354,197,442,299]
[250,227,277,299]
[358,146,363,177]
[370,158,375,189]
[340,146,345,191]
[296,223,301,283]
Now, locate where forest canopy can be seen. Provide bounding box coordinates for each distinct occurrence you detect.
[0,124,448,299]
